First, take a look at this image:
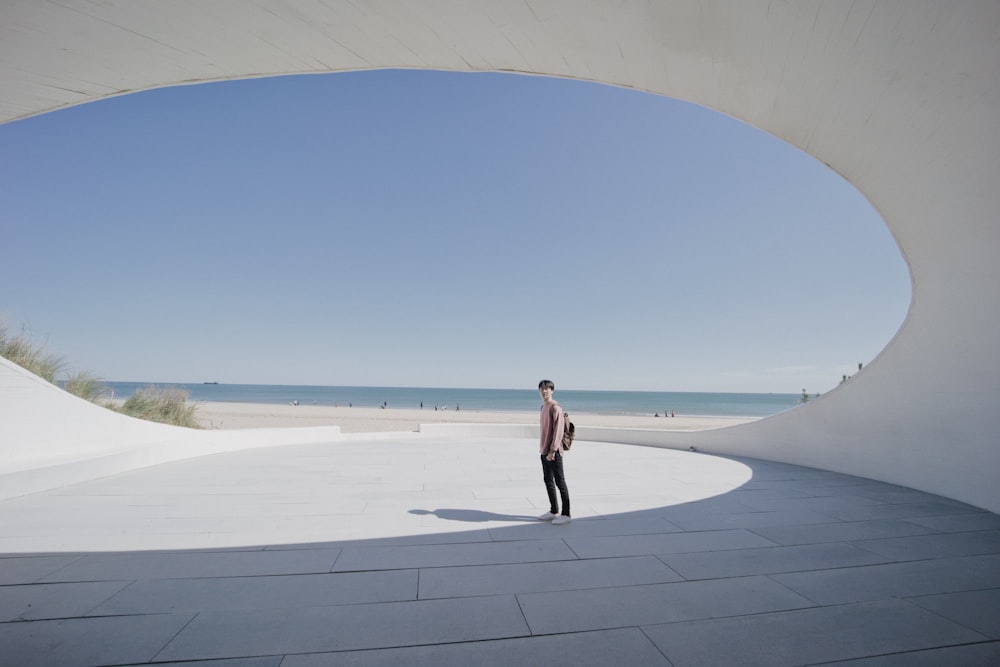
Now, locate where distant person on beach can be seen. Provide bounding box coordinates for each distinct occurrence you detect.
[537,379,571,525]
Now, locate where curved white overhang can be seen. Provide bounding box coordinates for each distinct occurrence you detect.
[1,1,998,510]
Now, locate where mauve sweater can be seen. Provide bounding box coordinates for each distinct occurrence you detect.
[539,400,566,455]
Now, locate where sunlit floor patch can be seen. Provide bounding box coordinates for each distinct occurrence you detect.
[0,436,751,553]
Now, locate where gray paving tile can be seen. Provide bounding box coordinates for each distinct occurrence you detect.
[855,529,1000,560]
[665,508,839,531]
[332,538,576,571]
[771,554,1000,605]
[419,555,682,599]
[656,496,761,516]
[659,542,890,580]
[280,627,670,666]
[29,495,372,518]
[727,461,838,480]
[267,528,495,548]
[516,575,814,634]
[642,599,988,666]
[750,518,936,545]
[90,569,417,615]
[738,494,884,513]
[38,547,341,582]
[470,483,543,500]
[582,494,714,516]
[741,475,871,489]
[119,660,281,667]
[824,501,992,522]
[487,516,682,541]
[849,487,980,506]
[406,506,539,524]
[910,588,1000,638]
[0,580,131,621]
[821,641,1000,666]
[906,513,1000,533]
[729,487,816,499]
[0,613,194,667]
[0,554,82,585]
[156,596,529,661]
[565,528,777,558]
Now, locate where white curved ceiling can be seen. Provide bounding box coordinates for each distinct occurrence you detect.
[2,1,998,511]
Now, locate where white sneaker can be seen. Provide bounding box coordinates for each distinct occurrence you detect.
[552,515,572,525]
[538,512,558,521]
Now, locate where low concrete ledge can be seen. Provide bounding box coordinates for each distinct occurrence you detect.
[416,422,719,453]
[198,425,343,449]
[578,426,706,451]
[417,423,538,439]
[0,426,343,501]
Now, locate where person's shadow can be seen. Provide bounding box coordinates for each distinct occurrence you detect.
[409,508,539,523]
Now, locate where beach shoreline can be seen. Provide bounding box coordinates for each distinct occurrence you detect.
[193,401,757,433]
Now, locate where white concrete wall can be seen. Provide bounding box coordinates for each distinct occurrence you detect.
[0,357,342,499]
[0,357,180,471]
[1,1,998,510]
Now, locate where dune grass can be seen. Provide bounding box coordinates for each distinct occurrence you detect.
[0,323,64,382]
[63,370,106,402]
[118,386,200,428]
[1,322,200,428]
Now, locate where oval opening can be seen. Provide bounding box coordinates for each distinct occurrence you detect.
[0,69,910,399]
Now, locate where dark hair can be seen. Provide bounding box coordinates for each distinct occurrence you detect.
[538,379,555,391]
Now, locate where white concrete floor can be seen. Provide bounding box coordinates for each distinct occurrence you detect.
[1,434,998,666]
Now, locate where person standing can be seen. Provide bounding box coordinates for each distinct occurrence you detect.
[537,379,571,525]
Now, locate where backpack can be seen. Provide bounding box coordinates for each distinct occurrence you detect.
[562,412,575,451]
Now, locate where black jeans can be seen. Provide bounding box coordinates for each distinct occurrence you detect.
[541,452,570,516]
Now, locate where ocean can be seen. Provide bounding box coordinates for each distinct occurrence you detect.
[103,382,800,419]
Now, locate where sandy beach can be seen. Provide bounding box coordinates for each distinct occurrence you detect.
[194,401,756,433]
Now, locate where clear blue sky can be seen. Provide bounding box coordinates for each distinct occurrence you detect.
[1,69,910,393]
